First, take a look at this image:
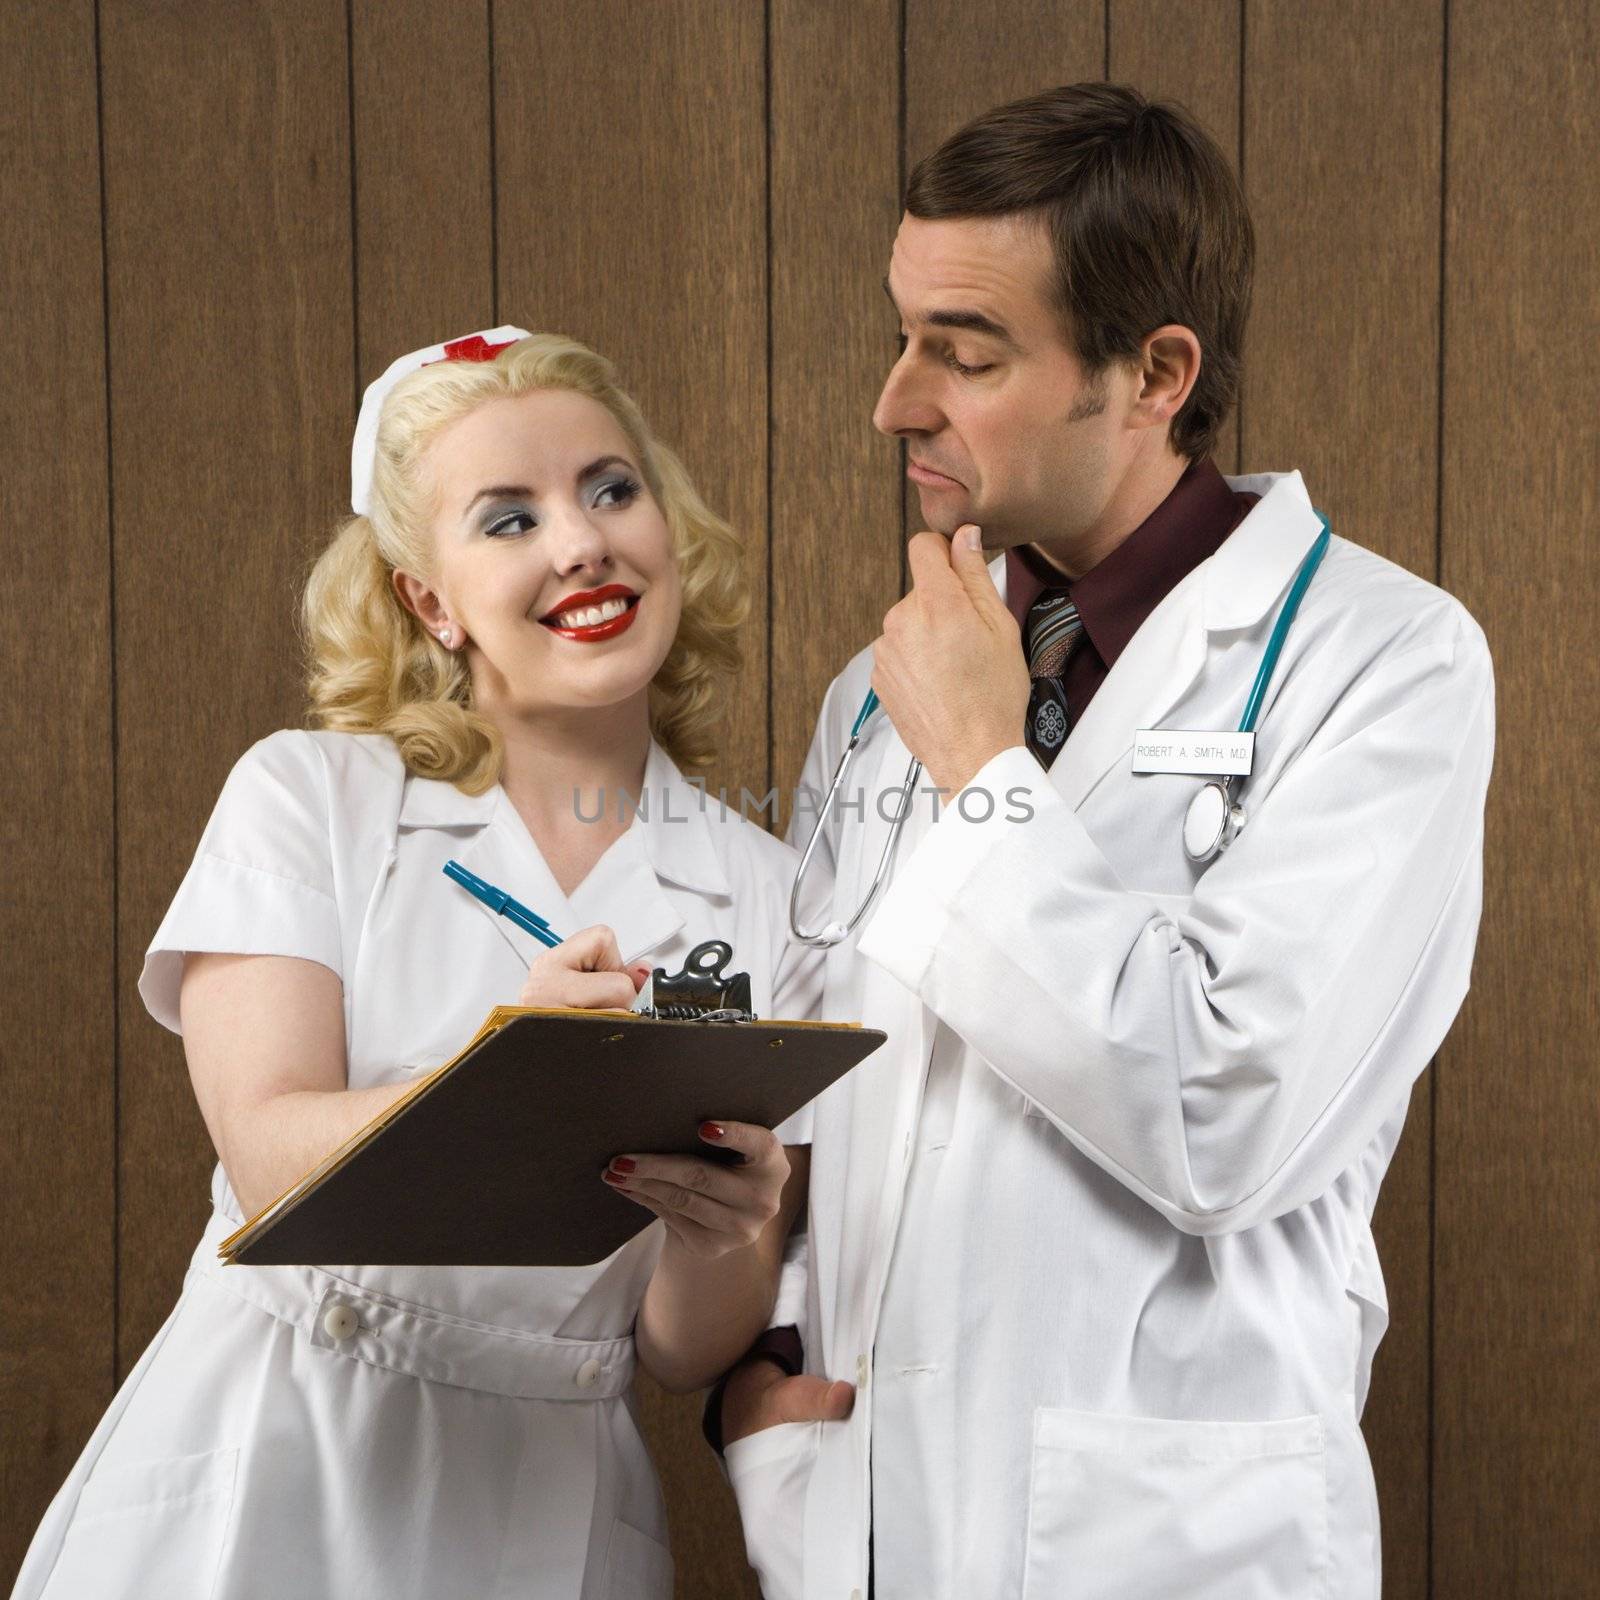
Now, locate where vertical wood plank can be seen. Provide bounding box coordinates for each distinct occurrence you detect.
[1437,0,1600,1592]
[101,0,354,1373]
[493,0,768,808]
[493,7,769,1593]
[1108,0,1242,473]
[0,0,115,1583]
[904,0,1106,171]
[350,0,494,386]
[1242,7,1443,1597]
[1243,0,1442,575]
[770,0,903,819]
[634,1362,758,1600]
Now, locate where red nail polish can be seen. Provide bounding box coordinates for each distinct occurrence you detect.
[603,1169,628,1185]
[699,1122,726,1142]
[611,1157,637,1174]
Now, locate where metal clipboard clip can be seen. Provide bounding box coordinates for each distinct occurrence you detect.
[633,940,755,1023]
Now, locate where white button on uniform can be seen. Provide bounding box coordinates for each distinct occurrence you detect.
[322,1304,359,1341]
[575,1358,602,1389]
[856,1354,869,1387]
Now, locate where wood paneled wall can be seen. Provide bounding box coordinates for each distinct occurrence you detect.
[3,3,1595,1596]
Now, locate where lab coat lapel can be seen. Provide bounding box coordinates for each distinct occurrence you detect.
[824,719,937,1349]
[854,942,936,1337]
[1050,470,1326,813]
[1050,583,1209,812]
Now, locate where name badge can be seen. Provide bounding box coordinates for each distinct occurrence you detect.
[1132,730,1255,777]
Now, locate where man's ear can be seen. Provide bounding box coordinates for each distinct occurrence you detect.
[1134,324,1202,434]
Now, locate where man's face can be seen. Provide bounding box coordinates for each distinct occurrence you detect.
[874,212,1139,561]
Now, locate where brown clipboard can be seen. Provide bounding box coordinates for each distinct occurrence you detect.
[220,1006,883,1267]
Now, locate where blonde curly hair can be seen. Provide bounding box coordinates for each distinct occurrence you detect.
[301,333,746,791]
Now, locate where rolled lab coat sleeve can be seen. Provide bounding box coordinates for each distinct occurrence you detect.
[857,614,1494,1235]
[138,731,343,1034]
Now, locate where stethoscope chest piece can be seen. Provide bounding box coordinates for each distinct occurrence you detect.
[1183,779,1244,864]
[1175,511,1333,866]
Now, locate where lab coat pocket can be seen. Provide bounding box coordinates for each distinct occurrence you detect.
[724,1419,821,1600]
[1021,1409,1327,1600]
[600,1517,674,1599]
[41,1446,239,1600]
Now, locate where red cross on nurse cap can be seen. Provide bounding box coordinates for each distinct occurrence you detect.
[349,325,531,516]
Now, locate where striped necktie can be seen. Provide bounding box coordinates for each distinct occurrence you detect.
[1024,587,1084,769]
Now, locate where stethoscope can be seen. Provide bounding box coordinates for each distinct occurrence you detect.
[1181,513,1330,862]
[789,514,1333,947]
[789,689,923,947]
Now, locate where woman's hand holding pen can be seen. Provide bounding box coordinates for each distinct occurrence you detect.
[517,924,650,1010]
[604,1122,790,1261]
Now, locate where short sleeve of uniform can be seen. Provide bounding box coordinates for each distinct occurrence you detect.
[138,730,343,1035]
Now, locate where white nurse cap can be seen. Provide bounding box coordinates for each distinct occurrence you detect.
[350,325,532,516]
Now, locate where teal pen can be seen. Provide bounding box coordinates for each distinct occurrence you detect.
[442,859,562,948]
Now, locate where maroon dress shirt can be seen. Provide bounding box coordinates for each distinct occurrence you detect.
[1007,455,1258,730]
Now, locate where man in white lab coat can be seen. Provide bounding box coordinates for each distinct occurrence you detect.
[714,83,1493,1600]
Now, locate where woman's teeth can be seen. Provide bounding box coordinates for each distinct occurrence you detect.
[554,597,631,628]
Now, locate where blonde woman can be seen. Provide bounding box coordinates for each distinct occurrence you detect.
[12,328,819,1600]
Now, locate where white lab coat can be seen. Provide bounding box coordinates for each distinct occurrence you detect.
[726,471,1493,1599]
[12,730,821,1600]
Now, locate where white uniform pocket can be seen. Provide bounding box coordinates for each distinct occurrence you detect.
[40,1446,239,1600]
[1022,1409,1327,1600]
[724,1420,821,1600]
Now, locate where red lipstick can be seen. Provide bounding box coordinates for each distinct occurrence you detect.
[538,583,641,643]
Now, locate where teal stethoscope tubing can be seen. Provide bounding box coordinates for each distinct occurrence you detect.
[1180,514,1330,863]
[788,514,1332,945]
[852,688,884,739]
[788,701,925,948]
[1237,514,1330,736]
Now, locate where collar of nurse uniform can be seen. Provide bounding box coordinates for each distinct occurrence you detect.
[625,740,733,898]
[397,737,731,899]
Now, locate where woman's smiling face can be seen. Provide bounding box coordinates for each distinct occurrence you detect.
[407,387,682,720]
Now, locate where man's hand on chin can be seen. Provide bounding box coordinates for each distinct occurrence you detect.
[870,525,1030,795]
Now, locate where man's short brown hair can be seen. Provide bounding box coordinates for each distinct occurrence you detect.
[906,83,1254,462]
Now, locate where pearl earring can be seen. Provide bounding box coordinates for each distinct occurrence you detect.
[440,627,454,648]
